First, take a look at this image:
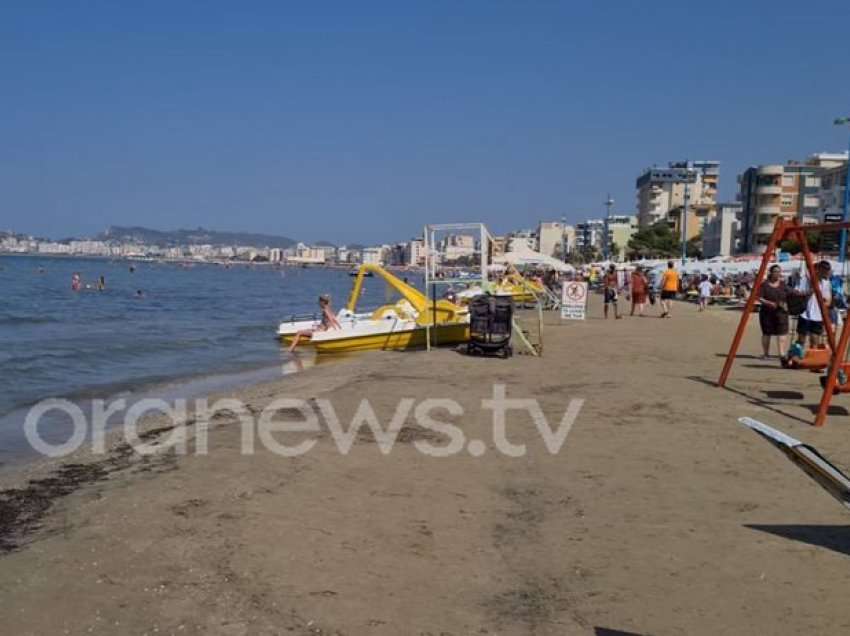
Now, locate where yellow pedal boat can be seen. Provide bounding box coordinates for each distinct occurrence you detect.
[278,264,470,353]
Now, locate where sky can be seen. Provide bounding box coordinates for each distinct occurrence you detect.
[1,1,849,245]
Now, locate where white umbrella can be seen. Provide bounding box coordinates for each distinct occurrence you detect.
[495,245,575,273]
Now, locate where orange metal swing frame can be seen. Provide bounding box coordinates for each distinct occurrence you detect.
[718,217,850,426]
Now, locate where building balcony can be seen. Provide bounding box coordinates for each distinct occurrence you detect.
[757,165,784,176]
[756,205,781,216]
[756,221,778,235]
[756,185,782,195]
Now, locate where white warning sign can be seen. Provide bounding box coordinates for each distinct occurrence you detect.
[561,281,587,320]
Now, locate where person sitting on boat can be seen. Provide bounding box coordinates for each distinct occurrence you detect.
[288,294,342,352]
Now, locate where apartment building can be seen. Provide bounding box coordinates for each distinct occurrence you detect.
[505,230,537,253]
[636,160,719,227]
[536,221,575,258]
[738,153,846,252]
[287,243,326,264]
[490,236,506,258]
[405,238,426,266]
[702,203,742,258]
[362,245,391,266]
[665,202,718,242]
[607,215,638,262]
[575,219,606,254]
[816,157,849,221]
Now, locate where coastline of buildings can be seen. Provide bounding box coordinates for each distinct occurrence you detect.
[3,149,847,267]
[0,234,425,269]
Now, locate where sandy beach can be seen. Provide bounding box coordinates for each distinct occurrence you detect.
[3,296,850,635]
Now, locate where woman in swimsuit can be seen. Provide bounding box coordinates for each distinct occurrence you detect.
[288,294,342,352]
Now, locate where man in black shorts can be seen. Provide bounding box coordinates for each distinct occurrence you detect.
[603,265,622,319]
[658,261,680,318]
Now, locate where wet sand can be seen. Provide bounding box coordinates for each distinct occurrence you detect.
[3,296,850,635]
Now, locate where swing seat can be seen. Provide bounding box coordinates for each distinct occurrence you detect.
[819,363,850,393]
[781,345,831,371]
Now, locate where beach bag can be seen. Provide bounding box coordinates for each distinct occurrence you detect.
[786,293,807,316]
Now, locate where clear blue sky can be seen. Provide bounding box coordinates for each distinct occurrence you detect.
[2,1,849,245]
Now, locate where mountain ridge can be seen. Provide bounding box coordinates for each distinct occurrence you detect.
[98,225,298,249]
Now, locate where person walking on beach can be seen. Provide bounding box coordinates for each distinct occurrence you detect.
[793,260,832,349]
[758,264,789,360]
[288,294,342,352]
[697,275,712,311]
[630,267,648,316]
[658,261,679,318]
[603,265,622,319]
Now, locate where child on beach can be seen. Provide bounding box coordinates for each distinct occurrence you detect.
[786,340,805,366]
[698,275,712,311]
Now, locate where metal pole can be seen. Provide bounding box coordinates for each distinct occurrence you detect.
[840,133,850,262]
[424,226,431,351]
[561,215,567,263]
[682,182,690,265]
[604,195,613,261]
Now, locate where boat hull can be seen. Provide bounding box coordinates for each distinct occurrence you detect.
[281,323,469,353]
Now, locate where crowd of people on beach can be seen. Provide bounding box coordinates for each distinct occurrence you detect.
[567,256,847,368]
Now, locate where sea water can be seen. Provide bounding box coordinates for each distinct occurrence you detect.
[0,255,420,463]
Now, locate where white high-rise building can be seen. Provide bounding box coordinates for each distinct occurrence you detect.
[636,160,719,227]
[702,203,742,258]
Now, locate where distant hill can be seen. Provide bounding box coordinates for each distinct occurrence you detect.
[98,226,297,249]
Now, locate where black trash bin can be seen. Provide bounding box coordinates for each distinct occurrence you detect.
[467,294,513,358]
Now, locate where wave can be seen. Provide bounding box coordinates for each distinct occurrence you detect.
[236,324,273,336]
[0,314,61,326]
[0,360,286,421]
[3,336,226,369]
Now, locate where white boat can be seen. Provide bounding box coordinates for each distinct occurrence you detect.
[277,308,370,339]
[278,265,469,353]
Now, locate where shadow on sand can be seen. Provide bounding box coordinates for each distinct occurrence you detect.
[687,376,812,426]
[802,404,850,416]
[745,524,850,557]
[714,353,762,360]
[763,390,805,400]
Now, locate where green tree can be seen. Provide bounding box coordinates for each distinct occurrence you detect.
[779,231,822,255]
[627,221,678,259]
[686,231,703,259]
